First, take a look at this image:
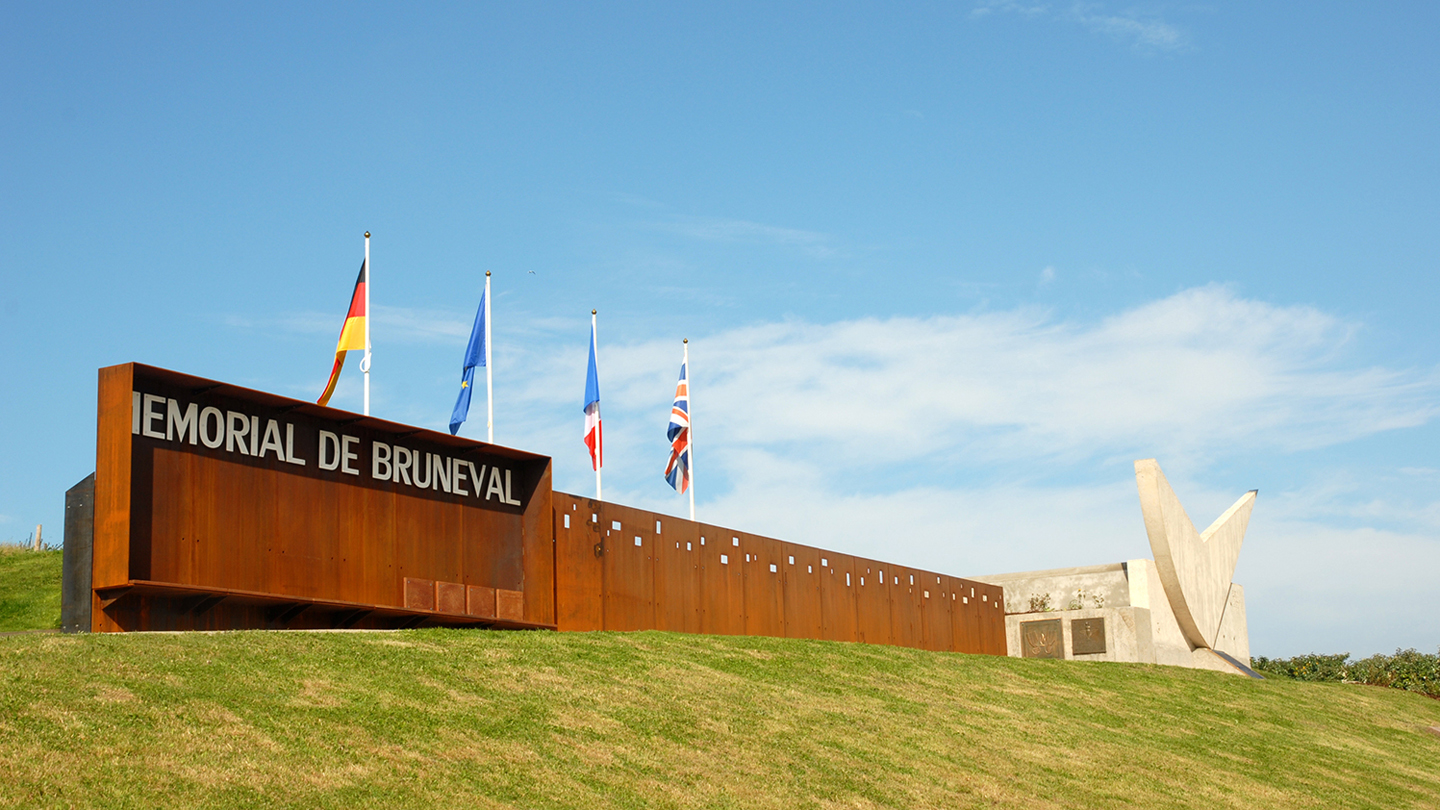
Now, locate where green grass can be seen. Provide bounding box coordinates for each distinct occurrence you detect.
[2,629,1439,809]
[0,546,62,632]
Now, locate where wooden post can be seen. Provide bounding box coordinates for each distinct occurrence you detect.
[33,524,42,551]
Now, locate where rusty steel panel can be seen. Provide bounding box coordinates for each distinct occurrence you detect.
[741,533,785,638]
[404,578,435,610]
[467,585,496,618]
[553,495,604,631]
[93,363,554,633]
[781,542,822,640]
[852,558,892,646]
[697,525,744,635]
[919,572,952,652]
[598,502,655,631]
[951,579,981,654]
[884,567,918,649]
[436,581,466,615]
[818,553,859,642]
[653,516,701,633]
[497,589,524,621]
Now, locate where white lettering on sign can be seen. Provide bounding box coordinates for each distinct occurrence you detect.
[130,390,525,507]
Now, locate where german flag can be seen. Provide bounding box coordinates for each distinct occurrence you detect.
[317,260,367,407]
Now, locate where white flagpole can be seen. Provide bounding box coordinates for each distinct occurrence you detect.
[685,338,694,522]
[594,309,602,501]
[363,231,371,417]
[485,270,493,444]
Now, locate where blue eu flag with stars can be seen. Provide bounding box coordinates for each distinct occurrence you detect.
[449,287,487,436]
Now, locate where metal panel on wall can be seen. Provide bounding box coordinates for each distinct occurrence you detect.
[697,526,744,636]
[92,363,553,633]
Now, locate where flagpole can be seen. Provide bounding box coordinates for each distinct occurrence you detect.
[593,309,602,501]
[485,270,493,444]
[685,338,694,522]
[363,231,371,417]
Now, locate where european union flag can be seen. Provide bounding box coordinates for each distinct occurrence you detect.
[449,286,487,436]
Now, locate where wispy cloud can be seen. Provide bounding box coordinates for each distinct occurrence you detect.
[226,305,470,344]
[652,216,840,258]
[973,1,1187,52]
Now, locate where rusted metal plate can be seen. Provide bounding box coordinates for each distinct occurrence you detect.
[741,533,785,638]
[436,581,466,615]
[818,553,858,642]
[553,495,603,631]
[1020,618,1063,659]
[496,589,524,621]
[1071,617,1106,655]
[697,524,744,636]
[781,542,822,640]
[403,578,435,611]
[599,502,654,631]
[653,517,701,633]
[852,558,892,646]
[466,585,496,618]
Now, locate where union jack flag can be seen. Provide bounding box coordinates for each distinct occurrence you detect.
[664,360,691,493]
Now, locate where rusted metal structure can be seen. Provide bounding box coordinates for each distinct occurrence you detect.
[74,363,1006,656]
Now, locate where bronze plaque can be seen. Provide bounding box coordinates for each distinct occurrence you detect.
[1072,617,1106,655]
[1020,619,1063,659]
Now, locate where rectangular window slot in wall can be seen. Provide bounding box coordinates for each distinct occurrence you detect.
[592,513,598,523]
[563,514,570,529]
[686,542,692,551]
[788,556,795,565]
[894,577,899,585]
[700,537,706,545]
[970,588,975,597]
[675,542,679,549]
[612,520,622,530]
[745,553,750,562]
[909,575,914,585]
[807,565,813,574]
[656,520,662,534]
[720,554,728,564]
[860,577,865,586]
[846,573,852,586]
[770,564,777,573]
[634,536,642,547]
[924,590,930,599]
[963,597,968,604]
[821,558,828,567]
[732,537,739,546]
[982,594,987,601]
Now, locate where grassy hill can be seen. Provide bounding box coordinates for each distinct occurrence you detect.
[2,627,1439,809]
[0,546,62,632]
[2,555,1439,808]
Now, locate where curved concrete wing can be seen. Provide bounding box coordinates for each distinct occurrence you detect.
[1134,459,1255,650]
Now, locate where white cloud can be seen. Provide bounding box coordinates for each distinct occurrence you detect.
[561,286,1436,478]
[973,1,1187,52]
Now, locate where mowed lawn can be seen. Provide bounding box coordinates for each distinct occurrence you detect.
[0,547,62,632]
[2,626,1439,809]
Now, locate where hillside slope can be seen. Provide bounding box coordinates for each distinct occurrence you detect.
[0,547,61,632]
[2,628,1438,809]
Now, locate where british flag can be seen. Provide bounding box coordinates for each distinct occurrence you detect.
[664,359,691,493]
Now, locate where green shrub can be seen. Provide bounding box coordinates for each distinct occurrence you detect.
[1254,649,1440,698]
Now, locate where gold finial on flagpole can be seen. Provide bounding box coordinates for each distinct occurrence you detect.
[592,309,597,315]
[364,231,370,238]
[486,270,491,277]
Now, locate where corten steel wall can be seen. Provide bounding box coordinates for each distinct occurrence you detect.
[552,492,1007,655]
[92,363,555,632]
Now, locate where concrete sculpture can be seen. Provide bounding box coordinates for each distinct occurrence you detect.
[977,459,1258,675]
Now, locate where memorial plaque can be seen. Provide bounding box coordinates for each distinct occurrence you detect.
[1072,617,1106,655]
[1020,618,1063,659]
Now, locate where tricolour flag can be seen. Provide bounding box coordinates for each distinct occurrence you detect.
[448,284,487,436]
[664,359,691,493]
[317,260,367,407]
[583,320,602,471]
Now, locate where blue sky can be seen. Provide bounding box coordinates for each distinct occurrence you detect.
[3,3,1438,657]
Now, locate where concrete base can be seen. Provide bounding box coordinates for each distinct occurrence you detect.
[979,559,1252,675]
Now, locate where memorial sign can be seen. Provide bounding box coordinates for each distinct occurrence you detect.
[1071,617,1106,655]
[1020,618,1063,659]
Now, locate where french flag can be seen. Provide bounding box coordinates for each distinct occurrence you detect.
[583,320,602,472]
